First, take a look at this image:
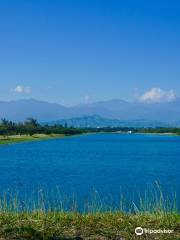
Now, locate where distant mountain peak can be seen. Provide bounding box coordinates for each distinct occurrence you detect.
[0,98,180,123]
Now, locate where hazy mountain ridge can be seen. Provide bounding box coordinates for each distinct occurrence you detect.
[0,99,71,121]
[0,98,180,125]
[49,115,170,128]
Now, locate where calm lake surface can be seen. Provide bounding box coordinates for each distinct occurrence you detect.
[0,133,179,209]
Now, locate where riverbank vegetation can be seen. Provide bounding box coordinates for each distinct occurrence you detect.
[0,118,86,136]
[1,118,180,145]
[0,134,65,145]
[85,126,180,136]
[0,211,179,239]
[0,118,86,144]
[0,186,179,240]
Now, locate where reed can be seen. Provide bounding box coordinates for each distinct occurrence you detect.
[0,184,179,239]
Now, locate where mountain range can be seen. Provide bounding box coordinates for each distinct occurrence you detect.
[0,98,180,125]
[50,115,170,128]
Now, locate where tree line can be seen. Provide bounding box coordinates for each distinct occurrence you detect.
[1,118,180,137]
[0,118,86,137]
[85,126,180,135]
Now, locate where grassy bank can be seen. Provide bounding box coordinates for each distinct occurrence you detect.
[0,211,179,240]
[0,134,65,145]
[0,188,179,240]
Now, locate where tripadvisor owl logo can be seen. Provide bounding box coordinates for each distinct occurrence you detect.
[135,227,174,235]
[135,227,144,236]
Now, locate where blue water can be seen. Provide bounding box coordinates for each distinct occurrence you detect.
[0,133,179,209]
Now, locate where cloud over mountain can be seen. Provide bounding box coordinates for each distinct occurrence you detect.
[12,85,31,94]
[139,88,177,103]
[0,97,180,122]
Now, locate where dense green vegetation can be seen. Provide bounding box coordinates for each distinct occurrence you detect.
[0,118,86,137]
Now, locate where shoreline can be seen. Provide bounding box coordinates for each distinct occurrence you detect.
[0,133,66,145]
[100,131,180,136]
[1,131,179,145]
[136,132,180,136]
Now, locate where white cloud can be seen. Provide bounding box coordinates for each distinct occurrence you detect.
[13,85,31,94]
[139,88,177,103]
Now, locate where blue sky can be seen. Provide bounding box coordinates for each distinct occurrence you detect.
[0,0,180,105]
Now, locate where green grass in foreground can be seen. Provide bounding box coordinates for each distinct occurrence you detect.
[0,186,179,240]
[0,211,179,240]
[0,134,65,145]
